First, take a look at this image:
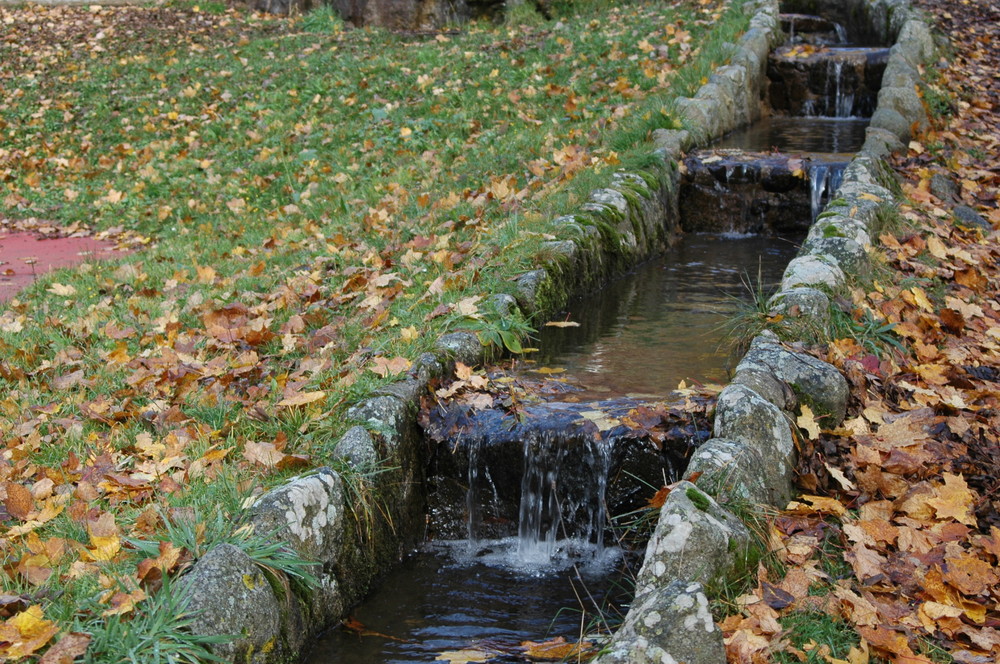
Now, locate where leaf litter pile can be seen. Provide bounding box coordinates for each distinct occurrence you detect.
[0,0,750,659]
[720,1,1000,662]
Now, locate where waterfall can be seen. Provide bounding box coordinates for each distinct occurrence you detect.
[517,433,563,562]
[809,162,847,219]
[833,22,848,45]
[828,60,856,118]
[512,432,610,564]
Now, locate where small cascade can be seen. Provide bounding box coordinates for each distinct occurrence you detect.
[782,13,849,46]
[808,162,847,219]
[768,46,889,118]
[827,60,856,118]
[834,22,848,45]
[516,434,564,562]
[515,433,610,562]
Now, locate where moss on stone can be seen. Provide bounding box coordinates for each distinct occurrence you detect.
[686,487,712,511]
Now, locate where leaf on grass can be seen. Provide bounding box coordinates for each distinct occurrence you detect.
[37,631,91,664]
[86,512,120,562]
[46,283,76,296]
[0,605,60,657]
[243,442,286,468]
[276,390,326,407]
[370,356,412,378]
[4,482,34,520]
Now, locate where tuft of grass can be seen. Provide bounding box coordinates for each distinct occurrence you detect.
[773,611,860,664]
[83,579,232,664]
[300,4,346,33]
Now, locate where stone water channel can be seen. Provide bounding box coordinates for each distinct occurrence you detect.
[304,6,888,663]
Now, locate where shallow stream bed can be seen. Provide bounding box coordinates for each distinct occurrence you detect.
[305,232,801,663]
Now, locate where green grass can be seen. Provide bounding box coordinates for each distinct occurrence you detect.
[773,611,860,664]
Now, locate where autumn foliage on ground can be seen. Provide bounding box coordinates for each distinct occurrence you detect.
[0,0,749,659]
[721,1,1000,662]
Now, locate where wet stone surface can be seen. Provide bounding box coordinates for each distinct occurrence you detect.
[767,45,890,118]
[679,150,848,233]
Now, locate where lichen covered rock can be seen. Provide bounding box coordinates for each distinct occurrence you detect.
[182,543,284,663]
[713,383,796,505]
[594,580,724,664]
[634,481,750,596]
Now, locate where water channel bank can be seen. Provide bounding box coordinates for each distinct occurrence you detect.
[179,0,938,661]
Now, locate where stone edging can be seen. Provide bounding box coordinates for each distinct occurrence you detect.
[178,1,937,661]
[590,2,937,663]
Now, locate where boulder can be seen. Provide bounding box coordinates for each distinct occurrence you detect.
[767,286,831,322]
[182,544,284,663]
[594,580,724,664]
[781,254,845,290]
[634,482,750,595]
[736,336,849,422]
[688,438,771,504]
[713,383,796,505]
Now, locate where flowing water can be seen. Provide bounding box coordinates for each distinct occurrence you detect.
[527,233,802,399]
[306,7,886,660]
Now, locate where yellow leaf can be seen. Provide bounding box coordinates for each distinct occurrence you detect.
[434,649,493,664]
[925,235,948,260]
[455,296,481,317]
[543,320,581,328]
[794,495,847,517]
[859,192,882,202]
[2,606,60,657]
[369,356,412,378]
[47,283,77,296]
[400,127,412,138]
[797,404,821,439]
[243,441,285,467]
[400,326,419,341]
[579,410,619,432]
[195,265,217,284]
[276,391,326,407]
[927,473,977,525]
[909,287,934,313]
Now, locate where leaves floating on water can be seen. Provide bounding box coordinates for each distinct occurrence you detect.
[434,648,495,663]
[543,321,581,328]
[520,636,597,661]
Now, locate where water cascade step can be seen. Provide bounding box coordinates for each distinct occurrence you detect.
[422,396,701,544]
[679,150,849,233]
[767,45,890,118]
[781,13,847,46]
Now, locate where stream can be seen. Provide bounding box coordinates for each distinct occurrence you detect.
[305,4,887,661]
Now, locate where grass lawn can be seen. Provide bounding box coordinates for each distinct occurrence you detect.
[0,0,753,658]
